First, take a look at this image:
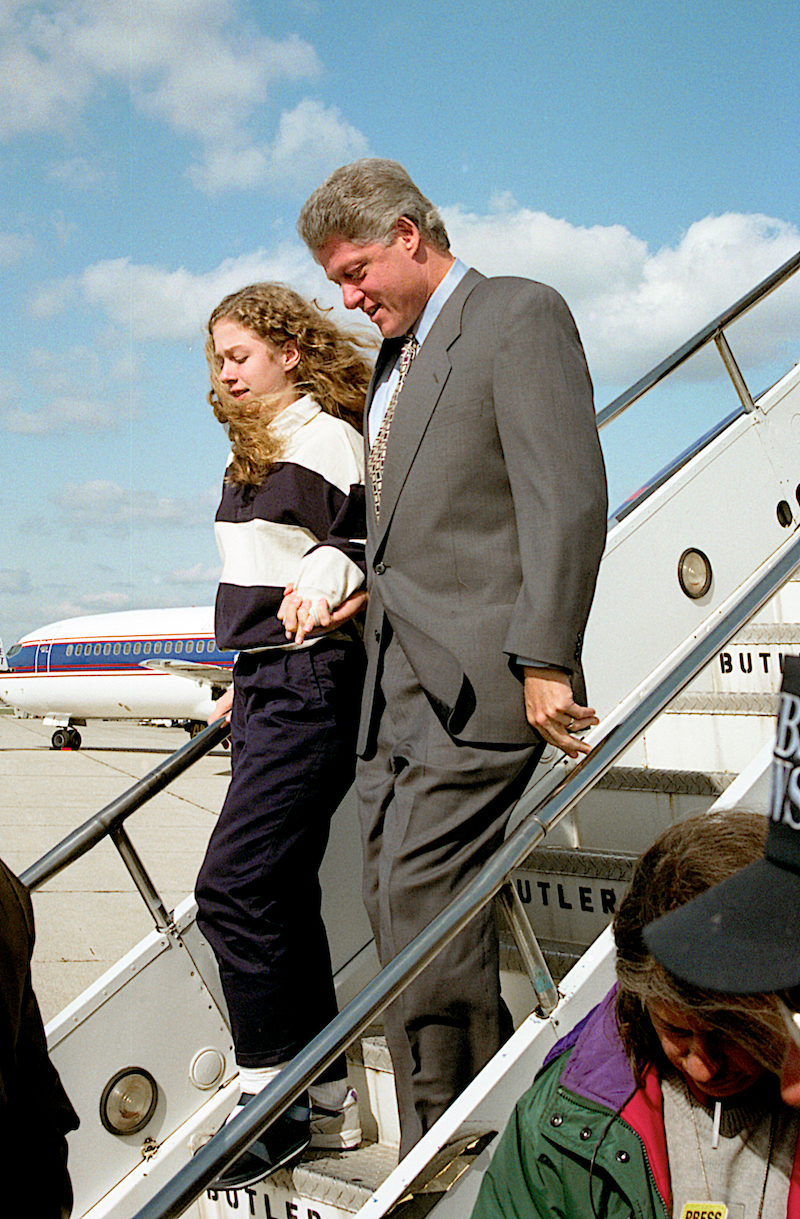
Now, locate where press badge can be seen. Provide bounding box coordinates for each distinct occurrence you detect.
[680,1205,728,1219]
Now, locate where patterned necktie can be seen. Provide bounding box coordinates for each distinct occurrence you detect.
[368,333,418,517]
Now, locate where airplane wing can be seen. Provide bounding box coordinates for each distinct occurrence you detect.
[139,659,233,687]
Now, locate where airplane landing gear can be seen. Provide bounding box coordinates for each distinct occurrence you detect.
[51,727,82,750]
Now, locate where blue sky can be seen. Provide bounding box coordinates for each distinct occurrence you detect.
[1,0,798,647]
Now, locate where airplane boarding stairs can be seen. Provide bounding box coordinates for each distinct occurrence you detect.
[21,250,800,1218]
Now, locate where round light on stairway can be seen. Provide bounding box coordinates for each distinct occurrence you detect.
[100,1067,158,1135]
[678,548,712,599]
[189,1047,226,1090]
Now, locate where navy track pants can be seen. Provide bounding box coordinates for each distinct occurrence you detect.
[196,639,364,1076]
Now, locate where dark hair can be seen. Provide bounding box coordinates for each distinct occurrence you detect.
[613,808,784,1081]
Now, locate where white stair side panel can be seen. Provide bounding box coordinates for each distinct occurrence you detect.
[585,365,800,722]
[47,927,234,1218]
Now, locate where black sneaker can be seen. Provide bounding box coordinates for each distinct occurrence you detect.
[210,1092,311,1190]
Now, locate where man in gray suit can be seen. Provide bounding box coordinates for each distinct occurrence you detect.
[293,159,607,1154]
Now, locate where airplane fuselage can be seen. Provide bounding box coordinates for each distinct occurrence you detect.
[0,607,235,739]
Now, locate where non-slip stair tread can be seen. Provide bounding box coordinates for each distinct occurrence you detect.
[517,845,636,880]
[593,766,735,793]
[262,1125,497,1213]
[264,1141,400,1210]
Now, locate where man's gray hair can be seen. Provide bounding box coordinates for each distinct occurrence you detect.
[297,158,450,255]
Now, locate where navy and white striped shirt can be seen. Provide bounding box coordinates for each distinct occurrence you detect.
[214,395,366,652]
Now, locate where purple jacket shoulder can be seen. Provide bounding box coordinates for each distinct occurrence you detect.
[542,988,637,1112]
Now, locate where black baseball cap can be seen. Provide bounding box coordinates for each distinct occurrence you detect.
[644,654,800,994]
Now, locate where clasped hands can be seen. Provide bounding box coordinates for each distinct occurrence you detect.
[206,586,367,726]
[278,584,368,646]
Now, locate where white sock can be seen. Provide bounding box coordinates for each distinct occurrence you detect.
[308,1079,348,1111]
[236,1062,289,1100]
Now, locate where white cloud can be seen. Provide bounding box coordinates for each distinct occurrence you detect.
[167,561,221,585]
[0,0,367,194]
[0,343,135,435]
[0,4,94,138]
[48,156,105,190]
[38,590,134,625]
[0,568,32,595]
[443,204,800,383]
[195,98,371,195]
[444,198,649,302]
[76,245,328,341]
[52,480,208,529]
[0,230,36,265]
[74,590,131,612]
[29,276,80,319]
[28,206,800,389]
[270,98,370,185]
[2,395,118,435]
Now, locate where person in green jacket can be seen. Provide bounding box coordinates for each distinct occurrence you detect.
[471,810,799,1219]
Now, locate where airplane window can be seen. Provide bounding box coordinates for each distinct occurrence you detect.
[75,644,82,657]
[154,641,162,654]
[103,644,111,655]
[134,642,141,655]
[66,645,73,657]
[6,645,21,659]
[94,643,102,656]
[124,643,131,655]
[164,641,172,654]
[185,640,193,653]
[113,643,121,655]
[143,642,151,655]
[208,640,215,653]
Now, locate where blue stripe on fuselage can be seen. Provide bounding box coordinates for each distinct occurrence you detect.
[5,638,236,675]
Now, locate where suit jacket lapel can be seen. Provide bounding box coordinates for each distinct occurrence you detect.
[373,268,483,548]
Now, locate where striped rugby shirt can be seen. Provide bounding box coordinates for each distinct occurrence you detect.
[214,394,366,652]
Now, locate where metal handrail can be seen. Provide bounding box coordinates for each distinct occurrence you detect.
[596,248,800,431]
[132,528,800,1219]
[21,718,230,894]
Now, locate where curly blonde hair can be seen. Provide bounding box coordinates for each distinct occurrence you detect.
[206,282,374,486]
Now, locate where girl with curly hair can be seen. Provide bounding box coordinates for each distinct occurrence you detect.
[195,283,372,1189]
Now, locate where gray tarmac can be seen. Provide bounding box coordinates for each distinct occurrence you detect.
[0,709,231,1024]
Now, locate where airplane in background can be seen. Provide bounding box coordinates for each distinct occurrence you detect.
[0,606,235,749]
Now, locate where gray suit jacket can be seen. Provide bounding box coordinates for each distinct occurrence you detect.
[358,269,607,753]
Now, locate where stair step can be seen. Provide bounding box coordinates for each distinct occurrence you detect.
[345,1028,400,1148]
[501,936,584,984]
[291,1141,399,1211]
[667,691,779,715]
[203,1141,399,1216]
[347,1027,393,1074]
[592,766,734,795]
[518,844,637,878]
[202,1127,496,1217]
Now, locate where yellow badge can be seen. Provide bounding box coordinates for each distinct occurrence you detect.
[680,1205,728,1219]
